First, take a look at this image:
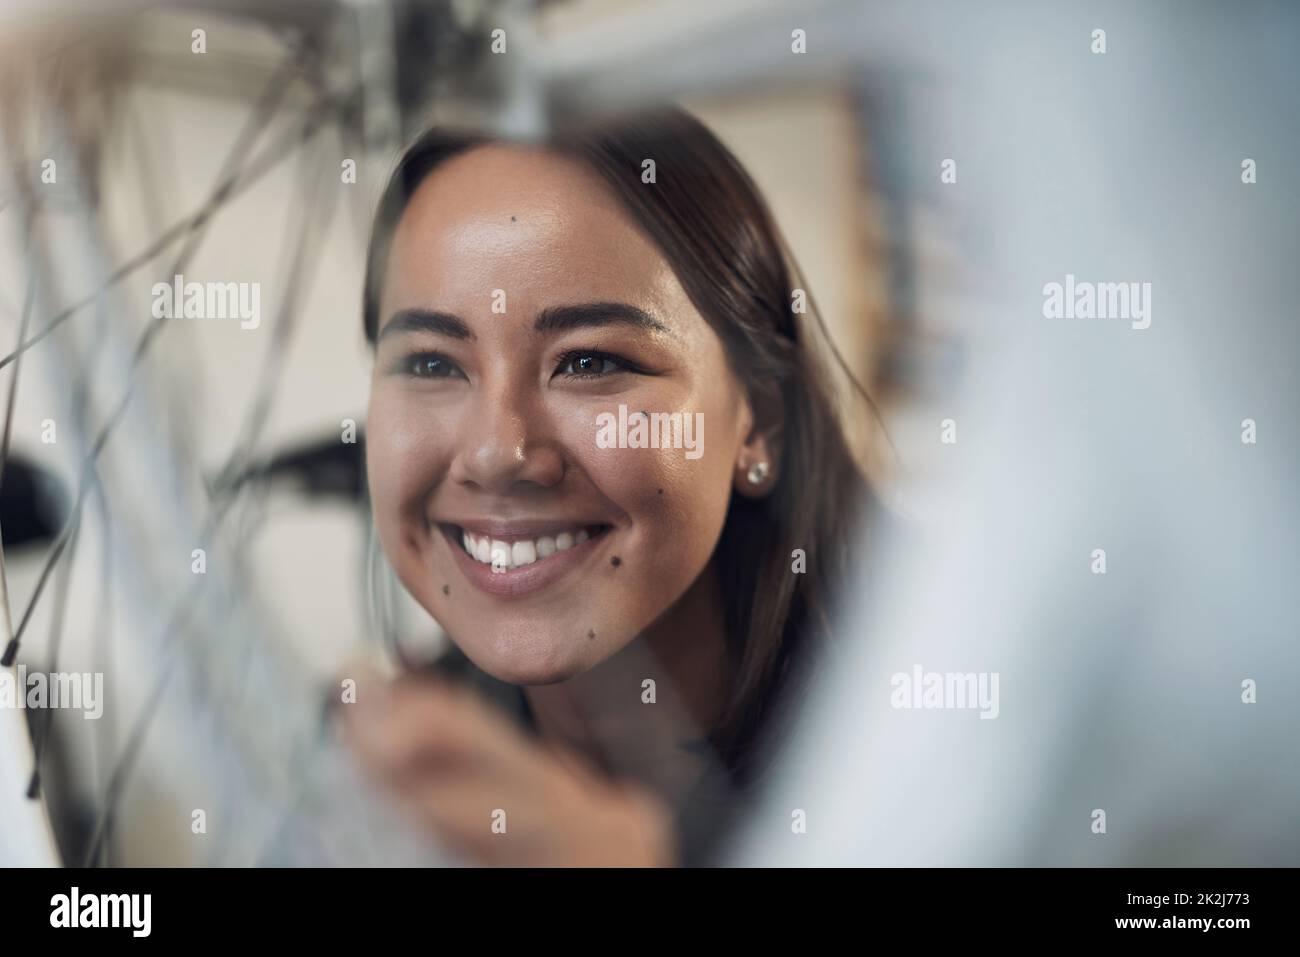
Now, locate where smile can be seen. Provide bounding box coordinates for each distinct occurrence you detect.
[457,524,608,570]
[435,521,614,598]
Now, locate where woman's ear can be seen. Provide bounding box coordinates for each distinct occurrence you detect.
[733,385,784,500]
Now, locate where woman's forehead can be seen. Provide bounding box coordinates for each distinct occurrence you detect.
[381,144,681,317]
[395,146,648,263]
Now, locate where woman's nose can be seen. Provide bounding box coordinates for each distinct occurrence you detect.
[448,381,565,493]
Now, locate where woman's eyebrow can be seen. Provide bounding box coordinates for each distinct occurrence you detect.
[534,302,674,339]
[378,309,476,342]
[378,302,674,342]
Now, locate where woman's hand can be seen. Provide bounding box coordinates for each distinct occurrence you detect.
[339,671,678,867]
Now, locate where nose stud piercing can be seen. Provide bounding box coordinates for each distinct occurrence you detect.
[747,461,770,485]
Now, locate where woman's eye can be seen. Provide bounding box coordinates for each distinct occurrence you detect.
[557,351,629,378]
[406,353,462,379]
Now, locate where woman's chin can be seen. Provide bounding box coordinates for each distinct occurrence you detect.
[460,633,601,687]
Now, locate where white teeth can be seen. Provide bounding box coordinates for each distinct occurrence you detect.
[460,526,597,570]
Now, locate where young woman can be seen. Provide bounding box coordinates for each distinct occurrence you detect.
[342,106,878,866]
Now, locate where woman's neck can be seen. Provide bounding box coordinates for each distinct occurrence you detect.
[521,560,732,800]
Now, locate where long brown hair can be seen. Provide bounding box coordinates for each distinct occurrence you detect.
[363,106,877,787]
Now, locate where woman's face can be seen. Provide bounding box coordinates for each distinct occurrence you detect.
[366,144,758,685]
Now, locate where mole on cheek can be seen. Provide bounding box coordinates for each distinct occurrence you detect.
[587,629,596,640]
[610,556,621,568]
[442,584,450,596]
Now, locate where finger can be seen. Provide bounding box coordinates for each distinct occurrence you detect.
[401,771,674,867]
[341,674,531,783]
[395,774,562,866]
[341,687,469,784]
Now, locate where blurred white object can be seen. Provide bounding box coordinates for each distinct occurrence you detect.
[729,0,1300,866]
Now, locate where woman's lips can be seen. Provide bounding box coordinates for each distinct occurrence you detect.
[436,522,611,598]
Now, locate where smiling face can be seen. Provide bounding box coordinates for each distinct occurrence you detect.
[366,144,767,685]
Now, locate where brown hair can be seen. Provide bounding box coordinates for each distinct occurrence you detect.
[363,106,877,786]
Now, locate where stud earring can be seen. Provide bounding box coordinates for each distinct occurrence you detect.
[746,461,770,485]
